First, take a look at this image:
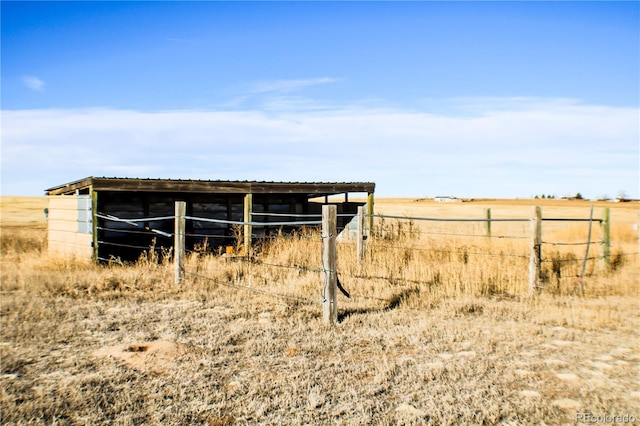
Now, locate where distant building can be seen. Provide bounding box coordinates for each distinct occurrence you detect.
[433,196,462,203]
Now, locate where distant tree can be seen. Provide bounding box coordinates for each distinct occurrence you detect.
[575,192,583,200]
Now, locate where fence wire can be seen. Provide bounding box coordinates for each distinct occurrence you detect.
[366,241,530,259]
[98,226,172,237]
[185,270,322,304]
[367,213,529,223]
[543,240,602,246]
[410,229,529,239]
[185,215,322,227]
[251,212,322,218]
[98,240,163,251]
[97,213,173,238]
[83,209,634,304]
[232,256,324,274]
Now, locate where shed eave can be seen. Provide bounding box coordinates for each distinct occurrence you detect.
[45,177,95,195]
[45,177,375,197]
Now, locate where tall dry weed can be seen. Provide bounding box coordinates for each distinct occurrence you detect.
[0,228,46,257]
[2,199,639,425]
[2,211,637,305]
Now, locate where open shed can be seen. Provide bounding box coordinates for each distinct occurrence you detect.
[45,177,375,262]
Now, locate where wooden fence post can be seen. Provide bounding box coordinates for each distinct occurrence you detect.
[357,206,366,262]
[322,204,338,325]
[529,206,542,294]
[244,193,253,256]
[175,201,186,285]
[91,187,99,262]
[600,207,611,272]
[485,208,492,238]
[367,192,374,236]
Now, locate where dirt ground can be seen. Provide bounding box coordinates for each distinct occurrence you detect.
[1,196,639,424]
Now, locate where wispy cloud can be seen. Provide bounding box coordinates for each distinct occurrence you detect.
[248,77,339,94]
[1,98,638,198]
[21,75,45,92]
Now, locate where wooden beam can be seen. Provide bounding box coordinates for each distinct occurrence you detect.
[485,208,492,238]
[244,193,253,256]
[91,186,99,262]
[46,177,375,196]
[46,177,95,196]
[367,192,375,234]
[322,204,338,325]
[175,201,186,284]
[357,206,366,262]
[529,206,542,294]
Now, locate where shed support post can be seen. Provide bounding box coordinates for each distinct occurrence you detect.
[367,192,374,236]
[91,187,99,262]
[529,206,542,294]
[244,193,253,256]
[322,204,338,325]
[174,201,186,285]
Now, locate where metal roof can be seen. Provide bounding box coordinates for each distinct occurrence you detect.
[45,176,375,196]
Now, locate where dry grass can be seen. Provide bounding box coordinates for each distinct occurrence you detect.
[1,196,639,425]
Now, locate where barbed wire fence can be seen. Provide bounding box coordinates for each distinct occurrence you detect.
[93,203,638,324]
[348,206,634,296]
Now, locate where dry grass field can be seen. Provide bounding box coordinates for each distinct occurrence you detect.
[1,196,639,425]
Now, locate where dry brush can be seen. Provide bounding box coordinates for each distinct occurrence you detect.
[1,198,639,424]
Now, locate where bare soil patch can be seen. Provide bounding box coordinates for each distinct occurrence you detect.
[92,340,182,374]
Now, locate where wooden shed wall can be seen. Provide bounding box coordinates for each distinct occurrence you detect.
[47,187,370,262]
[47,195,93,260]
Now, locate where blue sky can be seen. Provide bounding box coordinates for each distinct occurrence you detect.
[2,1,638,198]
